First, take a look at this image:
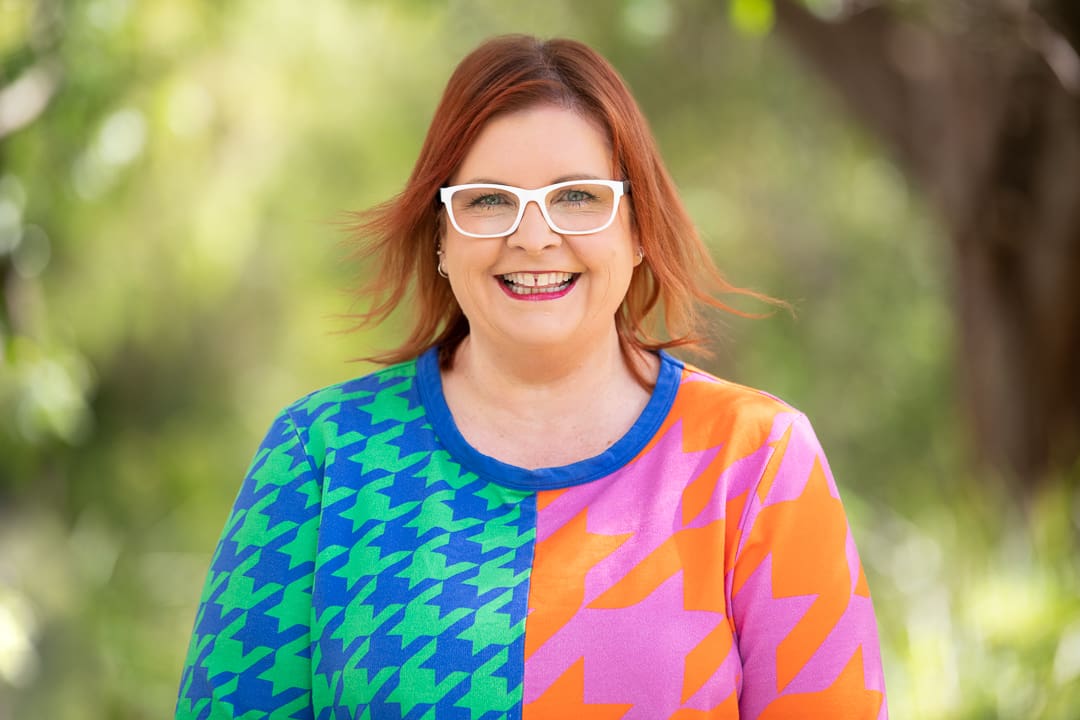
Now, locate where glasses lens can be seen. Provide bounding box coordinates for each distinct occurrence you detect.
[449,186,521,236]
[544,182,617,233]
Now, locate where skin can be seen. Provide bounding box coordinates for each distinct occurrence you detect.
[439,104,658,469]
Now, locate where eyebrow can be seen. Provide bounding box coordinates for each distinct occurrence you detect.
[459,173,605,186]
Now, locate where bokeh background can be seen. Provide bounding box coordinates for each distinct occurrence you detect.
[2,0,1079,718]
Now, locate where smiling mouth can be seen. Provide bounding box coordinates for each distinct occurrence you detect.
[498,271,579,296]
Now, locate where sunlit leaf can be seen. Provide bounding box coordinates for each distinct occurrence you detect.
[728,0,775,37]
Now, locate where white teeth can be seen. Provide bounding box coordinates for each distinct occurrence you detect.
[500,271,576,295]
[501,272,574,288]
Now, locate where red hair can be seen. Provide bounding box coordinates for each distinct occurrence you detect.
[347,34,778,383]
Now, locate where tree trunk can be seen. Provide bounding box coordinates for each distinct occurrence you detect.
[773,0,1080,491]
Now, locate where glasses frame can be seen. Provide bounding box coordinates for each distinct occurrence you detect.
[439,179,630,239]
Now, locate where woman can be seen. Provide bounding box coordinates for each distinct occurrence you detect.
[176,35,888,719]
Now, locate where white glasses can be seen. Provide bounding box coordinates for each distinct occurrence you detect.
[439,180,630,238]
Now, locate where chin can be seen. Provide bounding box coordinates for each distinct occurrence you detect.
[487,320,584,349]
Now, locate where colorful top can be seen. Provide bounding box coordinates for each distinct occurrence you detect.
[176,348,887,720]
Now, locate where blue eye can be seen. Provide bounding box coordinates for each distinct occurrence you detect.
[556,188,598,205]
[468,193,510,208]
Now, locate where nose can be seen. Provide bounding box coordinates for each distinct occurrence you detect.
[507,200,561,254]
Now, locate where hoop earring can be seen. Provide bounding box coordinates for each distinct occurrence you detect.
[437,250,449,279]
[636,247,645,264]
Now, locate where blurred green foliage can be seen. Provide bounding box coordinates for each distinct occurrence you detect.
[1,0,1078,718]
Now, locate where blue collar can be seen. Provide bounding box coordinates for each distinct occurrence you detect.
[415,346,683,491]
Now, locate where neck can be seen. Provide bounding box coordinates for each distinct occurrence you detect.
[439,331,661,469]
[450,330,642,402]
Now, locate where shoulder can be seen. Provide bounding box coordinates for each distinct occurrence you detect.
[257,357,426,468]
[281,357,422,425]
[669,356,802,427]
[649,355,828,471]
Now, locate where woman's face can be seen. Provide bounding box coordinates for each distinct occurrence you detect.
[441,104,640,355]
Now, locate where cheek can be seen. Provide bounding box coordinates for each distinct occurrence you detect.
[586,245,635,314]
[448,267,483,307]
[604,242,635,278]
[444,242,497,318]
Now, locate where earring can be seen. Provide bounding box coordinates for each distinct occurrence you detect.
[636,247,645,264]
[437,249,449,279]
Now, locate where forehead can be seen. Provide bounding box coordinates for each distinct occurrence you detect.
[453,105,614,186]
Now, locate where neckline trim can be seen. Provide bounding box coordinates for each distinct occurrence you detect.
[416,346,683,491]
